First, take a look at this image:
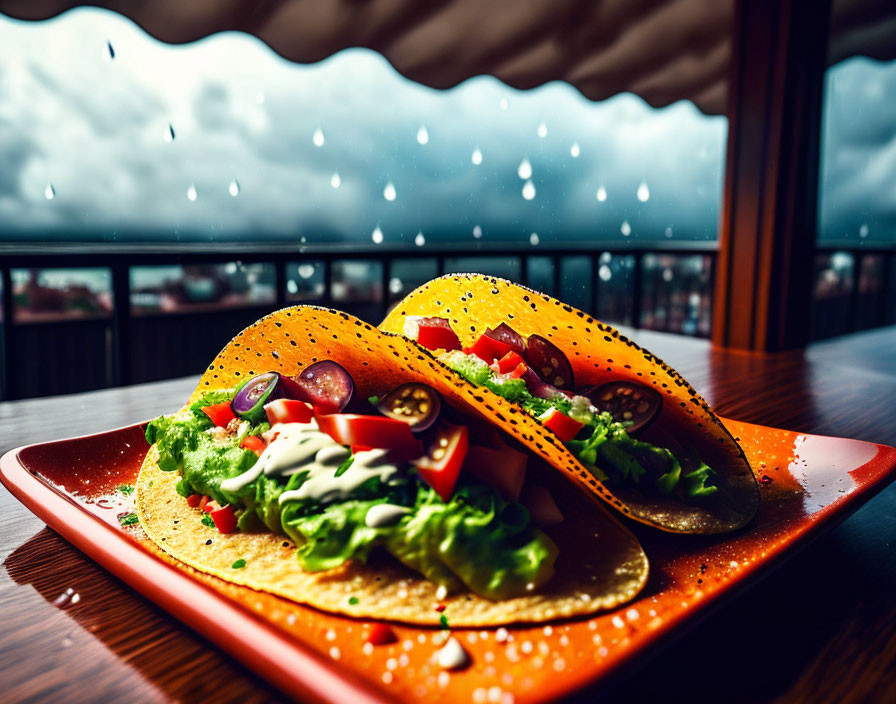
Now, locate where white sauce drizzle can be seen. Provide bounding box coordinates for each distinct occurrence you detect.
[435,637,470,670]
[280,447,403,505]
[365,503,411,528]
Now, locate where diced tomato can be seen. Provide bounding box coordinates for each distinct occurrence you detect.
[496,351,526,374]
[509,362,527,379]
[202,499,220,513]
[186,493,202,508]
[468,333,514,363]
[366,622,397,645]
[240,435,266,455]
[315,413,423,457]
[542,408,584,441]
[463,443,527,502]
[264,398,313,425]
[351,444,374,453]
[414,423,469,502]
[201,402,237,427]
[415,318,461,351]
[198,495,210,511]
[205,501,237,534]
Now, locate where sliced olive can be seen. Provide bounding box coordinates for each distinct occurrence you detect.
[231,372,285,422]
[292,360,355,413]
[377,383,441,432]
[583,381,662,434]
[521,366,561,400]
[524,335,574,390]
[485,323,526,354]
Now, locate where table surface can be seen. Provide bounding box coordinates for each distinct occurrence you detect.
[2,326,896,704]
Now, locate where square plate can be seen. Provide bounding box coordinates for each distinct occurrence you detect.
[2,419,895,703]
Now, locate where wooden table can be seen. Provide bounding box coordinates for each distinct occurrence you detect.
[2,326,895,703]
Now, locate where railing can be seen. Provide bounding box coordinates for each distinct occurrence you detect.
[0,240,892,400]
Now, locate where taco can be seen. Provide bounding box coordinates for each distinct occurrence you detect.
[381,274,759,534]
[136,305,648,626]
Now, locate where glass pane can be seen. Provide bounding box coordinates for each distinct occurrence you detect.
[388,258,439,303]
[527,257,555,297]
[595,253,635,326]
[11,268,112,322]
[286,261,326,302]
[641,254,713,336]
[559,256,592,313]
[811,251,855,340]
[130,263,275,315]
[855,254,885,331]
[330,260,383,323]
[444,257,522,282]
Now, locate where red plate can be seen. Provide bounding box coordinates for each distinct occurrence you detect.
[2,419,895,703]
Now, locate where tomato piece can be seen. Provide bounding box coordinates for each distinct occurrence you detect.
[509,362,527,379]
[186,493,202,508]
[240,435,266,456]
[203,499,220,513]
[201,402,237,427]
[496,351,526,374]
[414,423,469,502]
[264,398,313,425]
[468,333,514,363]
[314,413,423,457]
[415,318,461,351]
[206,502,237,534]
[541,408,584,441]
[366,622,397,645]
[463,442,527,502]
[198,495,210,511]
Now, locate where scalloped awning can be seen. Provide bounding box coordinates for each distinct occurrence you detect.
[0,0,894,115]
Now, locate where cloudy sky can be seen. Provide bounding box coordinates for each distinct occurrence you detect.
[0,8,890,247]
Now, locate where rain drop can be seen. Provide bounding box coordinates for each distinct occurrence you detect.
[473,225,483,239]
[637,181,650,202]
[471,148,483,166]
[415,232,426,247]
[537,122,548,138]
[330,172,341,189]
[187,184,197,201]
[416,125,429,145]
[620,220,631,236]
[596,186,607,202]
[389,277,404,295]
[44,184,55,200]
[529,232,540,246]
[570,143,580,158]
[517,158,533,180]
[164,123,175,142]
[859,223,869,238]
[383,181,397,202]
[298,264,315,279]
[313,128,325,147]
[106,41,115,60]
[599,265,612,282]
[287,279,298,294]
[522,180,536,200]
[228,179,240,197]
[371,226,384,244]
[665,226,673,238]
[662,268,673,282]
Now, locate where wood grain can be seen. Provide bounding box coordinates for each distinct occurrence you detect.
[2,328,896,703]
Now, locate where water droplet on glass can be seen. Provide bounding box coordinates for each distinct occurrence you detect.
[164,123,175,142]
[620,220,631,236]
[187,184,197,201]
[287,279,298,294]
[53,588,75,608]
[537,122,548,138]
[570,143,580,158]
[330,172,341,189]
[313,127,325,147]
[383,181,397,202]
[298,264,315,279]
[44,184,55,200]
[662,268,673,282]
[517,158,532,180]
[859,223,869,238]
[599,265,612,282]
[389,277,404,295]
[106,41,115,60]
[415,231,426,247]
[371,226,384,244]
[596,186,607,202]
[473,225,483,239]
[637,181,650,202]
[665,226,673,238]
[228,179,240,197]
[529,232,540,246]
[471,148,483,166]
[416,125,429,145]
[499,97,509,111]
[522,180,536,200]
